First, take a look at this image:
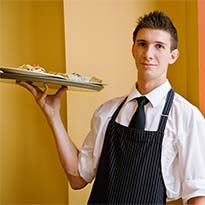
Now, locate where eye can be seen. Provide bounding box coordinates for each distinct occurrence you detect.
[137,42,146,47]
[155,44,165,49]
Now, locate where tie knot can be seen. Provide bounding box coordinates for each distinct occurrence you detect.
[137,96,149,106]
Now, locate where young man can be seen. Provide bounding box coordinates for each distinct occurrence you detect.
[18,11,205,204]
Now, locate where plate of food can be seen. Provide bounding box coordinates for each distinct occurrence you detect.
[0,64,105,91]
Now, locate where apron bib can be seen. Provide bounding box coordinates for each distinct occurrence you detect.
[88,89,174,205]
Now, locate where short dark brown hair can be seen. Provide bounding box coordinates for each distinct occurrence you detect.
[133,11,178,51]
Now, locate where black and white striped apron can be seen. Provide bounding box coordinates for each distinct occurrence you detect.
[88,89,174,205]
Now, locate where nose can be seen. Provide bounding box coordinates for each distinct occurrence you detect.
[143,45,154,60]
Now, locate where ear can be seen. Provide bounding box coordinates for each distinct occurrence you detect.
[169,49,179,64]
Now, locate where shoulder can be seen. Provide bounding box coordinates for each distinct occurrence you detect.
[171,92,205,130]
[173,93,203,118]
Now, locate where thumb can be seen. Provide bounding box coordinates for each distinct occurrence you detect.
[55,86,68,97]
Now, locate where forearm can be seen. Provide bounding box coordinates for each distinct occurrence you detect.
[188,196,205,205]
[46,112,87,189]
[16,82,87,188]
[48,113,78,174]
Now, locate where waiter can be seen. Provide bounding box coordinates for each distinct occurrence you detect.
[18,11,205,204]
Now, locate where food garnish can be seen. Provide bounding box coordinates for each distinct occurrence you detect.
[17,64,102,83]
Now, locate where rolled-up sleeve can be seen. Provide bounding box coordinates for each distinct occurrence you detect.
[78,97,124,183]
[78,108,101,183]
[78,100,116,183]
[179,109,205,203]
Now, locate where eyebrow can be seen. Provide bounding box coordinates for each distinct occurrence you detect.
[136,39,168,46]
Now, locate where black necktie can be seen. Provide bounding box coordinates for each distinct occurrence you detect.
[129,96,149,129]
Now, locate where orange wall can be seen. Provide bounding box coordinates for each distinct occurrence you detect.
[198,0,205,116]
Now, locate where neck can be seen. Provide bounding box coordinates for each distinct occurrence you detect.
[137,78,167,95]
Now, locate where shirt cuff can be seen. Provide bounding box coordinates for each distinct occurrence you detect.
[182,179,205,204]
[78,149,96,183]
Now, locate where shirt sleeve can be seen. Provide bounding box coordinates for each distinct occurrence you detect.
[77,97,125,183]
[179,108,205,203]
[78,106,101,183]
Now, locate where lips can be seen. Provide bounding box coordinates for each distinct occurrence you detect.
[141,62,155,66]
[141,63,157,68]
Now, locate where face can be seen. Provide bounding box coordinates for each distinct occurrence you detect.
[132,28,179,83]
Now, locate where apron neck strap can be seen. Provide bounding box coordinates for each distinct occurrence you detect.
[157,89,175,132]
[111,97,127,121]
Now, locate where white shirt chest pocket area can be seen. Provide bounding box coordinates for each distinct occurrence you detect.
[161,128,181,200]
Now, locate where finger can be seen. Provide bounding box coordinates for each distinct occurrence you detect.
[36,83,49,106]
[16,81,41,97]
[55,86,68,97]
[41,83,49,99]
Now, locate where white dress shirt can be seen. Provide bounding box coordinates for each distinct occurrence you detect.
[78,80,205,204]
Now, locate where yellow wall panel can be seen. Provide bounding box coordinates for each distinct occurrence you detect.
[0,0,68,204]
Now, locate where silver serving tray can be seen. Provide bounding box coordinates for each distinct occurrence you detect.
[0,68,104,91]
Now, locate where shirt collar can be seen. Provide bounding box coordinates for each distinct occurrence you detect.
[126,80,172,107]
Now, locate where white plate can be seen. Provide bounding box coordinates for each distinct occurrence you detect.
[0,67,67,79]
